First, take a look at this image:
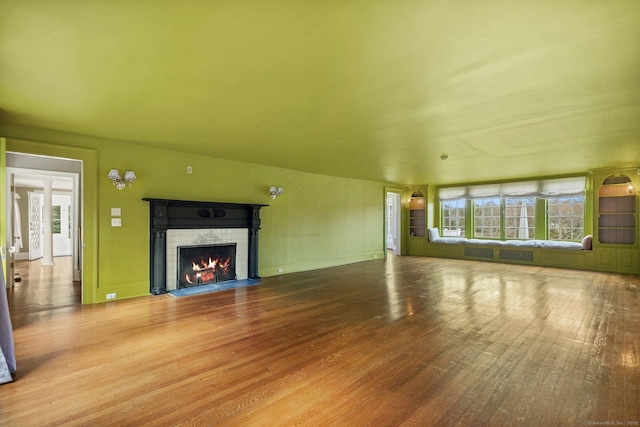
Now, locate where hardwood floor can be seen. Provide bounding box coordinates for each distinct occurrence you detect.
[2,255,640,426]
[8,257,80,320]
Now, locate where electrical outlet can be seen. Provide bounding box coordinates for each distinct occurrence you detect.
[111,218,122,227]
[187,166,193,174]
[106,293,116,300]
[111,207,121,216]
[278,268,284,273]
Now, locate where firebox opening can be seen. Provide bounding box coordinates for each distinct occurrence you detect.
[177,244,237,289]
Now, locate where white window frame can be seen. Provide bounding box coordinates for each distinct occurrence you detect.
[504,197,536,240]
[473,197,501,239]
[547,196,584,241]
[441,198,466,237]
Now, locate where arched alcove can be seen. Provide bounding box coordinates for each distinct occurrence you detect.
[598,174,636,244]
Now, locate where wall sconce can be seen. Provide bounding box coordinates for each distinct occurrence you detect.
[269,186,284,199]
[108,169,137,190]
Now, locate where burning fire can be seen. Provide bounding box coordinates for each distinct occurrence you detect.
[184,257,232,285]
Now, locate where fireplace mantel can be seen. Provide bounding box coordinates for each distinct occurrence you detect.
[143,198,267,294]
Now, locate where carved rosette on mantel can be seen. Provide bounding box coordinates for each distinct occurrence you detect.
[142,198,267,295]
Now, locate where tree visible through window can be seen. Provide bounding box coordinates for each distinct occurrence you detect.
[52,205,61,234]
[548,196,584,240]
[505,198,535,239]
[439,177,585,242]
[441,199,465,237]
[474,198,501,238]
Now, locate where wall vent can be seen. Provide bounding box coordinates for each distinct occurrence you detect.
[499,249,533,262]
[464,247,494,259]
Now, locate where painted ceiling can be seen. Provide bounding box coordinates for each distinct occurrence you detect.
[1,1,639,185]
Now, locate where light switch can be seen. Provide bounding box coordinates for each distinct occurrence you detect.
[111,208,121,216]
[111,218,122,227]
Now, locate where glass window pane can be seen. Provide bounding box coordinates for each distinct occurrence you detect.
[504,197,535,239]
[441,199,465,237]
[548,196,584,241]
[474,197,501,238]
[439,180,586,243]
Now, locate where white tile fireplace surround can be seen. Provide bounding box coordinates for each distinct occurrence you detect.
[165,228,249,291]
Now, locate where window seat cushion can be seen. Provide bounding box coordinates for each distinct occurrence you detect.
[429,235,585,250]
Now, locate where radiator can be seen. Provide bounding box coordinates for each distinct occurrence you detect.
[499,249,533,262]
[464,247,494,259]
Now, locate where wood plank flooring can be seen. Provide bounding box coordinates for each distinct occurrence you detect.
[2,255,640,426]
[8,257,80,319]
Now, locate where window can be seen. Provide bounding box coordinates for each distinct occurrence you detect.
[473,197,501,238]
[441,199,465,237]
[438,176,586,242]
[504,198,535,239]
[52,205,62,234]
[548,196,584,241]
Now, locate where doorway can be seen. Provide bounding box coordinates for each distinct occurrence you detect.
[386,191,401,256]
[6,152,82,309]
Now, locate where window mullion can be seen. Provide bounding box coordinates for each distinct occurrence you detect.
[466,199,473,239]
[500,198,506,240]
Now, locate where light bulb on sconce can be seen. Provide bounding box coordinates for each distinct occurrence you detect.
[108,169,137,190]
[269,186,284,199]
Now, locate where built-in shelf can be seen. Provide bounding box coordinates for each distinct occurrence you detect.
[598,176,636,245]
[409,191,426,237]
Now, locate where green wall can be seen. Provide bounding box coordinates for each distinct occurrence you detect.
[4,125,386,303]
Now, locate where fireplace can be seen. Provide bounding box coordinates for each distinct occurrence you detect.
[143,198,267,295]
[177,243,237,289]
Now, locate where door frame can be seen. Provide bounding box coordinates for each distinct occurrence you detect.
[384,187,403,257]
[3,139,98,303]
